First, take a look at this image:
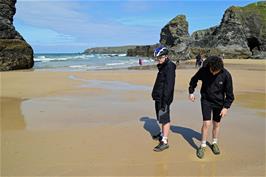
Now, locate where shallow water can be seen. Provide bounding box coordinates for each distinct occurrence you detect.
[1,71,265,176]
[1,91,265,176]
[69,75,151,91]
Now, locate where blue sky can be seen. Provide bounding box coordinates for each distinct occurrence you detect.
[14,0,259,53]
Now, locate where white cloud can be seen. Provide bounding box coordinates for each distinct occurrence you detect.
[14,0,159,53]
[15,1,90,31]
[15,24,76,44]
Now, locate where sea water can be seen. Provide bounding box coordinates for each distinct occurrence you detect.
[34,53,154,71]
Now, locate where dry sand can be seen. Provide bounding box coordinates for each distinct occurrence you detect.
[1,59,265,176]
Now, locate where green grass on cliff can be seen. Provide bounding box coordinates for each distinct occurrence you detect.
[242,1,266,21]
[83,45,137,54]
[231,1,266,20]
[244,1,266,37]
[231,1,266,36]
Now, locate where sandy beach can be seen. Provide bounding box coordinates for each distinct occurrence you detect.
[1,59,265,176]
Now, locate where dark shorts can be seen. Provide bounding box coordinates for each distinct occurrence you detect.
[201,100,223,122]
[155,101,170,124]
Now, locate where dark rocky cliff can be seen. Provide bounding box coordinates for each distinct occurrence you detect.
[190,1,266,59]
[127,44,160,57]
[128,1,266,60]
[0,0,33,71]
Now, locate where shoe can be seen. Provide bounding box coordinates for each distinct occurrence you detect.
[152,133,162,141]
[196,146,206,159]
[211,143,220,155]
[153,141,169,152]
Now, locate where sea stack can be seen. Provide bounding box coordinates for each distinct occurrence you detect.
[127,1,266,60]
[190,1,266,59]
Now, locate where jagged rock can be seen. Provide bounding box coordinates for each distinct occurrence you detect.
[191,26,218,41]
[127,2,265,60]
[160,15,190,47]
[0,0,33,71]
[190,1,266,59]
[160,15,192,60]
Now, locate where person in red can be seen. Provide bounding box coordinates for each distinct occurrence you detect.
[139,58,143,65]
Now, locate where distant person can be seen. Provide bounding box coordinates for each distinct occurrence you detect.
[152,46,176,152]
[139,58,143,66]
[188,56,234,159]
[195,53,203,68]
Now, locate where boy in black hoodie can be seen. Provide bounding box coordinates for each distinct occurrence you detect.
[152,47,176,152]
[188,56,234,158]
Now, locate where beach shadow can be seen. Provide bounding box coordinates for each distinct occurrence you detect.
[170,125,201,150]
[139,117,161,139]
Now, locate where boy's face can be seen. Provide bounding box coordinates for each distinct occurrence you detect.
[210,68,221,75]
[156,55,167,64]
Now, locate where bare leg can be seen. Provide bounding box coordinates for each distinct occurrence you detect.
[162,122,170,138]
[201,120,211,145]
[212,121,221,142]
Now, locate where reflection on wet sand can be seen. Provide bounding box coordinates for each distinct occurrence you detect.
[1,97,26,131]
[236,92,266,110]
[1,66,265,176]
[236,92,266,117]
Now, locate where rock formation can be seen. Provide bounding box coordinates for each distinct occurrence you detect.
[160,15,190,47]
[190,1,266,59]
[84,45,137,54]
[160,15,191,60]
[127,44,160,57]
[0,0,33,71]
[128,1,266,60]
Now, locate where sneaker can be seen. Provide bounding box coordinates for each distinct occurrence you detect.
[153,142,169,152]
[152,133,162,141]
[196,146,206,159]
[211,143,220,155]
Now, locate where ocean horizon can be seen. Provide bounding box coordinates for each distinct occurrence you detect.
[33,53,155,71]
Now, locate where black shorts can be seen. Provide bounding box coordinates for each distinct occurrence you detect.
[155,101,170,124]
[201,100,223,122]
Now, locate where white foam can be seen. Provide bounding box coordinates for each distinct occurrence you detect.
[106,63,125,66]
[38,56,46,59]
[34,54,95,62]
[69,65,87,68]
[34,53,152,70]
[34,56,72,62]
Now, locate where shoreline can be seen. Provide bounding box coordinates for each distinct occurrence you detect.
[1,58,265,72]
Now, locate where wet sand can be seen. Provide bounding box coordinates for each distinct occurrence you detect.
[1,59,265,176]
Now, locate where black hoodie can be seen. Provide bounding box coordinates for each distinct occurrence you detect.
[189,66,234,108]
[152,59,176,108]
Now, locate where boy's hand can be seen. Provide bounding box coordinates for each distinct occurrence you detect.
[189,94,196,102]
[220,108,228,118]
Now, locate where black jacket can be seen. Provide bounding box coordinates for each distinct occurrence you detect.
[189,66,234,108]
[152,59,176,107]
